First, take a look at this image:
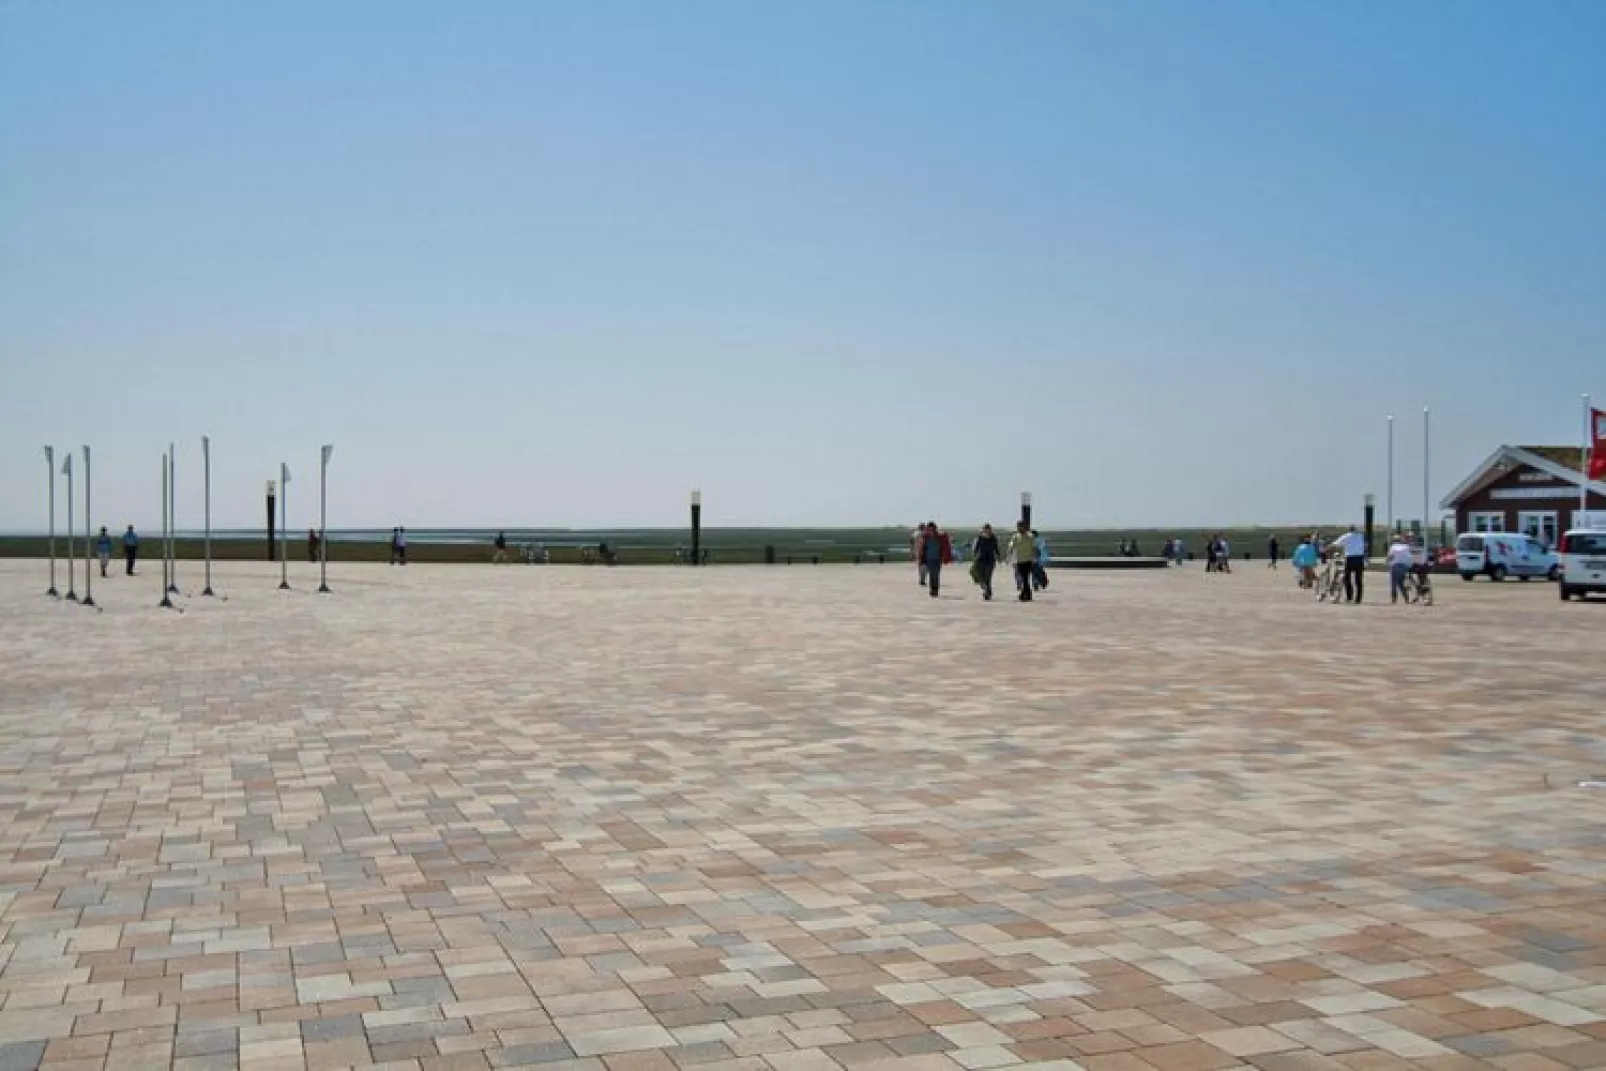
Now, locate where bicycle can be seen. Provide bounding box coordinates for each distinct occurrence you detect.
[1401,567,1434,606]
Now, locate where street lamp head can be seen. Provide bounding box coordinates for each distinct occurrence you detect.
[266,479,276,496]
[43,445,53,462]
[1365,493,1376,507]
[321,444,334,464]
[690,490,701,507]
[1021,491,1032,507]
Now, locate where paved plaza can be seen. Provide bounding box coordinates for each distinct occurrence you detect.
[1,558,1605,1071]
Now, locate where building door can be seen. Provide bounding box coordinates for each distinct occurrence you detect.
[1517,510,1558,548]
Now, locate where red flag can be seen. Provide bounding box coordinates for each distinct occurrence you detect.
[1592,408,1606,480]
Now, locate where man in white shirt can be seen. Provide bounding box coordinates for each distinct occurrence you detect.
[1329,526,1368,603]
[1385,533,1415,604]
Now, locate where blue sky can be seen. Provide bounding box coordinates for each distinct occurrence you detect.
[2,1,1602,531]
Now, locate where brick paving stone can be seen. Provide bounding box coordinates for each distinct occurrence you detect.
[4,562,1606,1069]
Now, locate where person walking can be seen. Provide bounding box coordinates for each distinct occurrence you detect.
[122,525,139,575]
[308,528,321,564]
[1009,521,1037,601]
[1386,532,1415,603]
[1032,530,1051,590]
[912,524,929,587]
[1330,525,1368,603]
[1267,534,1280,569]
[95,526,112,578]
[493,531,509,564]
[971,524,1001,600]
[920,521,950,597]
[1292,535,1319,588]
[396,527,408,565]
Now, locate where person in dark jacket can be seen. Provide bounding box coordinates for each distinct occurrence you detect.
[970,524,1001,600]
[920,522,952,597]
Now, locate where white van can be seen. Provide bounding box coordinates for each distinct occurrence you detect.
[1455,532,1558,582]
[1558,529,1606,601]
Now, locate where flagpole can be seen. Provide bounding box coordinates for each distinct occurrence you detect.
[44,447,58,597]
[63,454,77,602]
[202,436,215,596]
[1387,415,1395,536]
[279,462,290,590]
[168,444,178,594]
[1585,394,1592,520]
[318,445,333,594]
[160,453,174,609]
[1423,407,1431,550]
[81,445,94,608]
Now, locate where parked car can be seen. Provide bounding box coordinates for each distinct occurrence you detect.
[1558,529,1606,601]
[1455,532,1558,582]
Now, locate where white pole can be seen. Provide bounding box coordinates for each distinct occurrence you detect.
[318,445,332,593]
[168,444,178,594]
[63,454,77,601]
[279,462,290,589]
[1423,407,1431,549]
[82,445,94,607]
[160,453,173,609]
[1387,415,1394,535]
[202,436,214,596]
[45,446,58,597]
[1585,394,1592,522]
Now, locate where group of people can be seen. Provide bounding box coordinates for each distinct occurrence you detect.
[1203,534,1234,572]
[912,521,1049,601]
[85,525,142,577]
[1288,526,1427,605]
[388,527,408,565]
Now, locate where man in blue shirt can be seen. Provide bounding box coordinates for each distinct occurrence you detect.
[122,525,139,575]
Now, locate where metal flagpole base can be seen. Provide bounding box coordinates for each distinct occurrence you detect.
[82,595,95,607]
[201,587,214,597]
[279,580,290,590]
[47,586,58,597]
[317,583,331,593]
[65,590,78,602]
[167,584,179,594]
[159,594,174,609]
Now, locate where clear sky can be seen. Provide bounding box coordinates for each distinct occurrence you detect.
[2,1,1602,532]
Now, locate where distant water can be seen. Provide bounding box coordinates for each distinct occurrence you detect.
[0,527,908,550]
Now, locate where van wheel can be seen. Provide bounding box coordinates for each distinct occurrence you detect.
[1519,574,1531,582]
[1460,573,1475,582]
[1491,565,1508,582]
[1548,564,1560,581]
[1560,585,1572,602]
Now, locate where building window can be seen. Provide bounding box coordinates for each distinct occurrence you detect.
[1517,510,1558,548]
[1468,511,1505,532]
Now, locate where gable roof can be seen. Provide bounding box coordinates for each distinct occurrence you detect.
[1440,445,1606,509]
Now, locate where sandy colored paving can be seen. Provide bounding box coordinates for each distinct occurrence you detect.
[2,558,1604,1071]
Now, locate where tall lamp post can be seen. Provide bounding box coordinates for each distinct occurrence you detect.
[81,445,95,608]
[201,436,215,596]
[62,453,77,602]
[1363,493,1376,561]
[690,490,702,566]
[318,445,333,593]
[1021,491,1033,531]
[160,452,174,609]
[44,446,58,597]
[279,463,291,589]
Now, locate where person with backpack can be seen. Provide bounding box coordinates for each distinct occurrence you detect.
[1031,530,1051,591]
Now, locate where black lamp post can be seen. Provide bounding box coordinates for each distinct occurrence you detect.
[159,453,174,609]
[278,463,291,590]
[62,453,77,602]
[690,490,702,566]
[1020,491,1033,531]
[266,479,277,563]
[1364,493,1376,559]
[167,444,178,594]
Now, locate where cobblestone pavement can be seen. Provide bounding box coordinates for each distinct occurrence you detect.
[2,558,1605,1071]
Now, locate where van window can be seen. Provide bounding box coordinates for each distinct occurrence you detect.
[1562,532,1606,555]
[1457,535,1484,552]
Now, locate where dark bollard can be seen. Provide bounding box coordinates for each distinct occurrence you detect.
[812,555,819,565]
[879,553,886,564]
[765,545,776,565]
